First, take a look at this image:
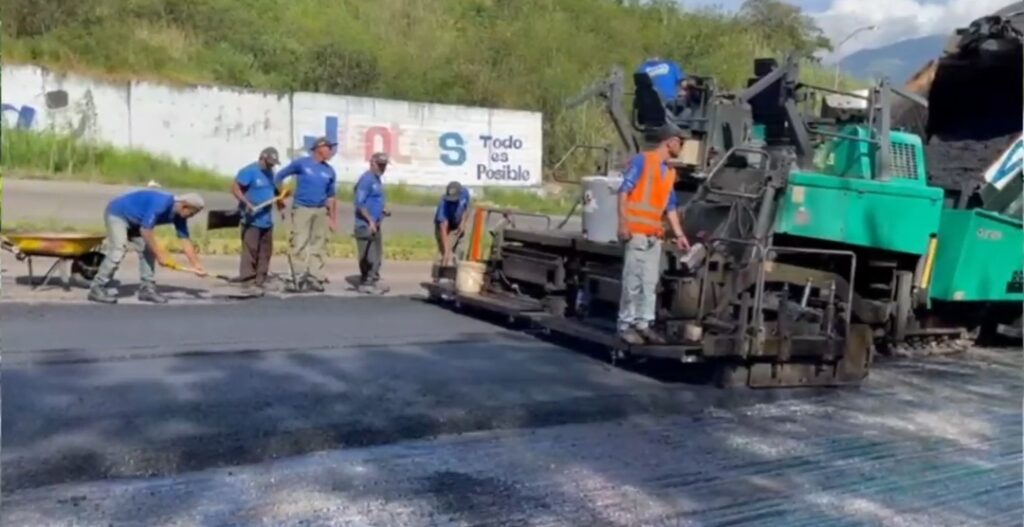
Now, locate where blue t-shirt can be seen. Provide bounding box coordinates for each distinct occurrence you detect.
[434,188,471,228]
[235,162,277,229]
[636,59,685,103]
[618,154,679,211]
[354,171,386,227]
[106,189,190,239]
[274,156,336,208]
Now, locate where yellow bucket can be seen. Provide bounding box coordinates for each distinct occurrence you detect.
[455,261,486,295]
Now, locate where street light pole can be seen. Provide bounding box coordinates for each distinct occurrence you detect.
[833,25,878,88]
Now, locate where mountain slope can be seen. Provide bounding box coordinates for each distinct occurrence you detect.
[840,35,947,84]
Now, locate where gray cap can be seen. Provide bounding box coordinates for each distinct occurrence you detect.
[175,192,206,210]
[370,152,389,165]
[310,136,337,150]
[260,147,280,165]
[655,123,688,142]
[444,181,463,202]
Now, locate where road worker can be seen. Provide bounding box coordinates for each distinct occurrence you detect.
[88,190,206,305]
[274,137,339,292]
[353,152,392,294]
[232,147,283,293]
[432,181,472,282]
[616,124,691,345]
[636,57,685,104]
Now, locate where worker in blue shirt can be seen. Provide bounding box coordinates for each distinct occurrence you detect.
[434,181,472,270]
[88,190,207,304]
[274,136,338,292]
[232,147,283,293]
[636,58,685,105]
[353,152,391,294]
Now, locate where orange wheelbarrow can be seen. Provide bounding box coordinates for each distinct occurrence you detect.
[2,232,107,291]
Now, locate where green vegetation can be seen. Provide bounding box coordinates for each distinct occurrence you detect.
[2,128,228,190]
[2,0,859,177]
[2,127,580,214]
[3,219,443,261]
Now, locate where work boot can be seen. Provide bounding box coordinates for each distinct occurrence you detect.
[305,276,326,293]
[239,283,265,298]
[137,285,168,304]
[259,280,281,293]
[619,328,645,346]
[88,286,118,305]
[359,282,389,295]
[637,327,666,345]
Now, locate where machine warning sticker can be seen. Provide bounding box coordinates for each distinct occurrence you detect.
[582,190,597,213]
[791,186,806,204]
[1007,270,1023,294]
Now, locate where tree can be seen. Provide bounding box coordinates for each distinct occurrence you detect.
[739,0,832,57]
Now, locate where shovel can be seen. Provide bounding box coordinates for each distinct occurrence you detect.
[206,194,288,231]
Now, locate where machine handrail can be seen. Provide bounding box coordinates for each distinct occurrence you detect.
[699,146,772,200]
[551,144,614,184]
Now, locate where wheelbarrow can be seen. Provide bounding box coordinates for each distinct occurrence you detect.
[2,232,107,291]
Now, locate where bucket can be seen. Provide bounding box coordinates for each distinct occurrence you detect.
[455,261,487,295]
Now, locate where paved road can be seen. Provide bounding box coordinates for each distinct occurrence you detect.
[2,178,576,236]
[2,297,1021,526]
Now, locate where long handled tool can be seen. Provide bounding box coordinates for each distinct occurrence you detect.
[167,263,233,282]
[207,192,290,230]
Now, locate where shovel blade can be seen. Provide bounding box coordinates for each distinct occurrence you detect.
[207,209,242,230]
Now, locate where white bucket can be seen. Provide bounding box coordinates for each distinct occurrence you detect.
[455,261,486,295]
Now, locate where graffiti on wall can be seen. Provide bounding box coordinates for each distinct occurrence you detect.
[0,89,97,139]
[3,64,544,186]
[302,115,536,184]
[1,103,36,129]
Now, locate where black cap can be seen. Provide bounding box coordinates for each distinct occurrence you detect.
[444,181,463,202]
[310,136,337,150]
[260,147,280,166]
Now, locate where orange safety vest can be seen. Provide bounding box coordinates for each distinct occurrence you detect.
[624,151,676,236]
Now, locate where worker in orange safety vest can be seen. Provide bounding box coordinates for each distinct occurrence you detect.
[616,124,691,345]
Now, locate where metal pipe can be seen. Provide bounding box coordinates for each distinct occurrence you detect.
[919,235,939,289]
[808,128,879,144]
[800,277,813,308]
[833,25,878,88]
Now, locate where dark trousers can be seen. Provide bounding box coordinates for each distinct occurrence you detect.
[354,224,383,284]
[239,224,273,285]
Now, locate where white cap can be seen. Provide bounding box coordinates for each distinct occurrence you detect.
[175,192,206,210]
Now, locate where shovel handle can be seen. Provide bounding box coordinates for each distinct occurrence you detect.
[250,188,293,213]
[173,266,231,282]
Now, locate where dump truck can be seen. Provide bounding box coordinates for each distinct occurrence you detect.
[889,3,1024,346]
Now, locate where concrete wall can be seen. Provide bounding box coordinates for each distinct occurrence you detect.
[1,64,544,187]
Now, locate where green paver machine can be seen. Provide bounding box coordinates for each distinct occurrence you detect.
[425,45,1018,387]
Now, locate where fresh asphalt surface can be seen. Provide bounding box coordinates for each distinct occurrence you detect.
[2,294,1022,526]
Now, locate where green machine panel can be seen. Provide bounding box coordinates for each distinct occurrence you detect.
[929,209,1024,302]
[775,172,945,255]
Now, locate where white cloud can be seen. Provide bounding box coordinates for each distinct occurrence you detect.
[814,0,1014,61]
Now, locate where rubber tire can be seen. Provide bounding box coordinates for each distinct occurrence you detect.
[72,251,105,282]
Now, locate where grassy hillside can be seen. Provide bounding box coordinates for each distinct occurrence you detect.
[3,0,859,174]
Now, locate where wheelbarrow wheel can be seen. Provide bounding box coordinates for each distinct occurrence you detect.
[72,251,105,282]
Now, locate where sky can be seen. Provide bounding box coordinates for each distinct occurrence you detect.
[681,0,1016,61]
